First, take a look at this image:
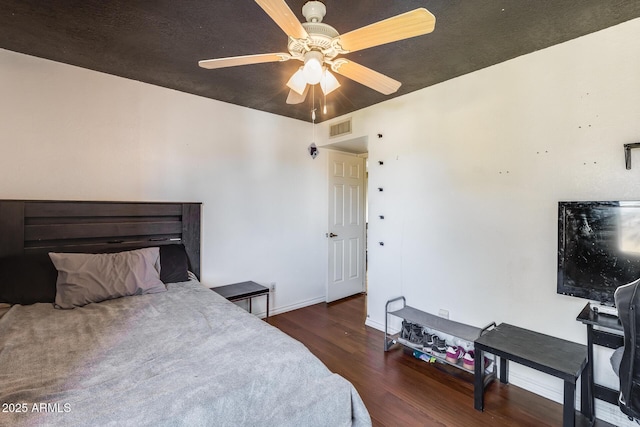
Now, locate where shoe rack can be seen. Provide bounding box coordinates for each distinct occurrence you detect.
[384,296,496,383]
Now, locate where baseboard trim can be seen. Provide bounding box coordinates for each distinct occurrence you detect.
[593,398,634,426]
[255,294,327,319]
[508,370,631,425]
[507,370,563,404]
[365,317,385,332]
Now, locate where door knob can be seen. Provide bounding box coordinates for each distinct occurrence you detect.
[328,232,338,238]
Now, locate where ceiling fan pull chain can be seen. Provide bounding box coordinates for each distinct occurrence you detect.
[322,76,327,115]
[312,85,316,122]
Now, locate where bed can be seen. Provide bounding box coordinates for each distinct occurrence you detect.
[0,200,371,426]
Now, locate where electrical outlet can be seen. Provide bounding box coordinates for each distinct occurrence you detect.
[438,309,449,319]
[269,282,276,292]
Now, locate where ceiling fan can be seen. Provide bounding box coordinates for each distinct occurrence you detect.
[198,0,436,105]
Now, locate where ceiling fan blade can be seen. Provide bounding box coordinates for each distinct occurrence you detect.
[198,53,289,69]
[255,0,309,40]
[337,8,435,53]
[331,60,401,95]
[286,85,309,104]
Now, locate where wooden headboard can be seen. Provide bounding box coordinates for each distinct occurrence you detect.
[0,200,201,279]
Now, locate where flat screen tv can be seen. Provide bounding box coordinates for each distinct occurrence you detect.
[558,201,640,305]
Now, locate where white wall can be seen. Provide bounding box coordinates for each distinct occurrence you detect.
[319,18,640,426]
[0,48,327,315]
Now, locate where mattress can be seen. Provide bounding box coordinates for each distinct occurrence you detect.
[0,278,371,426]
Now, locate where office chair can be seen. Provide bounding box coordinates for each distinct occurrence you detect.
[614,277,640,421]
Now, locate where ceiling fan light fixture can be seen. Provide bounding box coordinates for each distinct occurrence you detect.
[320,68,340,95]
[303,51,324,85]
[286,67,307,95]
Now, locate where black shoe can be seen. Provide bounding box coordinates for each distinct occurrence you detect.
[431,337,447,356]
[409,324,423,345]
[401,320,412,339]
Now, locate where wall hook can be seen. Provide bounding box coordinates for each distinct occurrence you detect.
[624,142,640,169]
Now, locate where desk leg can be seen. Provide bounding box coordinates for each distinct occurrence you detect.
[474,348,485,411]
[249,297,252,314]
[563,380,575,427]
[580,363,591,420]
[500,357,509,384]
[266,293,270,320]
[585,324,595,420]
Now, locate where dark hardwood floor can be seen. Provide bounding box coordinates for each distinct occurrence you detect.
[268,294,614,427]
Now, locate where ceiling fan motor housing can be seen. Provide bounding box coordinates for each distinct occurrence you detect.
[288,21,340,62]
[291,1,344,61]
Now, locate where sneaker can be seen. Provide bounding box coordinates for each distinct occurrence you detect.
[422,331,435,351]
[431,337,447,356]
[462,351,493,372]
[462,350,475,370]
[409,324,423,345]
[445,346,464,364]
[401,320,412,340]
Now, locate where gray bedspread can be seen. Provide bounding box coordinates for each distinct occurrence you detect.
[0,279,371,427]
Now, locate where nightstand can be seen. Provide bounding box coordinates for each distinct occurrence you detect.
[211,281,270,320]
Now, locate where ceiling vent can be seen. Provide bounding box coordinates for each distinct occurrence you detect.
[329,118,352,138]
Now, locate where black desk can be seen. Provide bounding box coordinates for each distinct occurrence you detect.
[211,281,270,319]
[576,303,623,409]
[474,323,590,427]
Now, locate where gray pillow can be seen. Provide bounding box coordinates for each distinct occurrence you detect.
[49,247,166,309]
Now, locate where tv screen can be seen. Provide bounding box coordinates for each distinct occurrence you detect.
[558,201,640,305]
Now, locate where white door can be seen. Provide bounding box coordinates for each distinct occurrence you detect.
[327,151,366,302]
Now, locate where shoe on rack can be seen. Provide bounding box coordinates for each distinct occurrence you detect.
[431,336,447,356]
[462,351,493,373]
[409,324,423,345]
[462,350,475,370]
[445,346,464,364]
[401,321,412,340]
[422,331,435,351]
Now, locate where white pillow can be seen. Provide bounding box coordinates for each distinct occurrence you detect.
[49,247,166,309]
